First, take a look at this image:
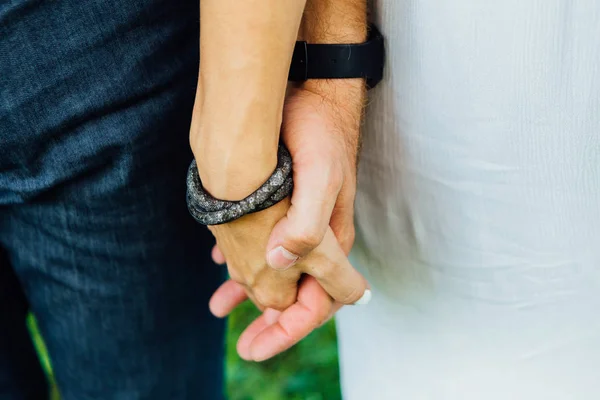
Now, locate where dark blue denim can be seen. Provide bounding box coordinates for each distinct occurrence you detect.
[0,1,226,399]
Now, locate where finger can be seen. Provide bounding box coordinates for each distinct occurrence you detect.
[211,245,226,265]
[329,168,357,255]
[238,276,334,362]
[265,157,342,270]
[236,313,273,361]
[208,280,247,317]
[236,308,282,360]
[320,302,344,328]
[251,269,301,311]
[330,202,356,255]
[224,269,266,313]
[263,308,283,325]
[310,229,371,306]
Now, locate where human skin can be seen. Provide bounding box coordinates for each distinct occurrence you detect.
[192,0,368,361]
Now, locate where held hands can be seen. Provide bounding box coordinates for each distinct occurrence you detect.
[207,198,365,311]
[207,201,351,361]
[192,85,368,360]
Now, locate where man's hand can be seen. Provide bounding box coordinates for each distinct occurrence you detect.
[268,0,368,260]
[267,85,364,264]
[210,275,343,362]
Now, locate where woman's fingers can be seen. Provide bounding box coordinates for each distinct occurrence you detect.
[209,277,279,316]
[211,244,226,264]
[237,276,334,361]
[208,279,247,317]
[308,229,371,306]
[251,269,301,311]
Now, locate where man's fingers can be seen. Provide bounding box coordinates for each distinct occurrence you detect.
[319,302,343,328]
[236,309,280,361]
[209,279,247,317]
[330,203,356,255]
[237,276,334,361]
[211,245,226,264]
[311,229,371,306]
[266,158,342,270]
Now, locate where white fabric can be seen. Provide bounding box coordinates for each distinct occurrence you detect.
[337,1,600,399]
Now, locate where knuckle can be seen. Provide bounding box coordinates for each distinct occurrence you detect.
[268,299,293,312]
[228,266,255,288]
[290,228,324,251]
[340,286,362,305]
[254,290,294,311]
[303,257,333,280]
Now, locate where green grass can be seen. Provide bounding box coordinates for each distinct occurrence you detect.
[28,304,341,400]
[26,315,60,400]
[226,302,341,400]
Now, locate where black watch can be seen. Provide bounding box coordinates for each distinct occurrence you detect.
[288,24,385,89]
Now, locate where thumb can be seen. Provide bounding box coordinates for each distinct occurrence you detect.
[266,160,342,270]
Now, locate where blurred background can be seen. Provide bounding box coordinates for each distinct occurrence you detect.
[30,301,341,400]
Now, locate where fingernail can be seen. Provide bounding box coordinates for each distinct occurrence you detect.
[354,289,372,305]
[267,246,299,270]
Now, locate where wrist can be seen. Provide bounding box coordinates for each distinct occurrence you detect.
[190,81,283,201]
[290,80,365,135]
[187,144,292,226]
[301,79,365,114]
[285,85,362,171]
[191,120,280,202]
[297,0,368,109]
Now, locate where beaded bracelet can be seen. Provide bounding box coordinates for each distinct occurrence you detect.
[186,144,294,225]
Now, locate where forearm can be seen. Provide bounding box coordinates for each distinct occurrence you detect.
[192,0,306,200]
[300,0,368,66]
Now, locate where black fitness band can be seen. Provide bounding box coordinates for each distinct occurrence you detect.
[288,24,385,89]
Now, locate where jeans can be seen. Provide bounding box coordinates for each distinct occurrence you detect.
[0,0,225,399]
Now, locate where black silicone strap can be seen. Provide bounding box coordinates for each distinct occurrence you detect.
[288,24,384,89]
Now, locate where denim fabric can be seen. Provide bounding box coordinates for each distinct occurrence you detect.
[0,1,226,399]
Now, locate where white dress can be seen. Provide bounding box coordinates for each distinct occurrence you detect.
[336,1,600,399]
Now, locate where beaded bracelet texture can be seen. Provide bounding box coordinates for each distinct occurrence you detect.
[186,144,293,225]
